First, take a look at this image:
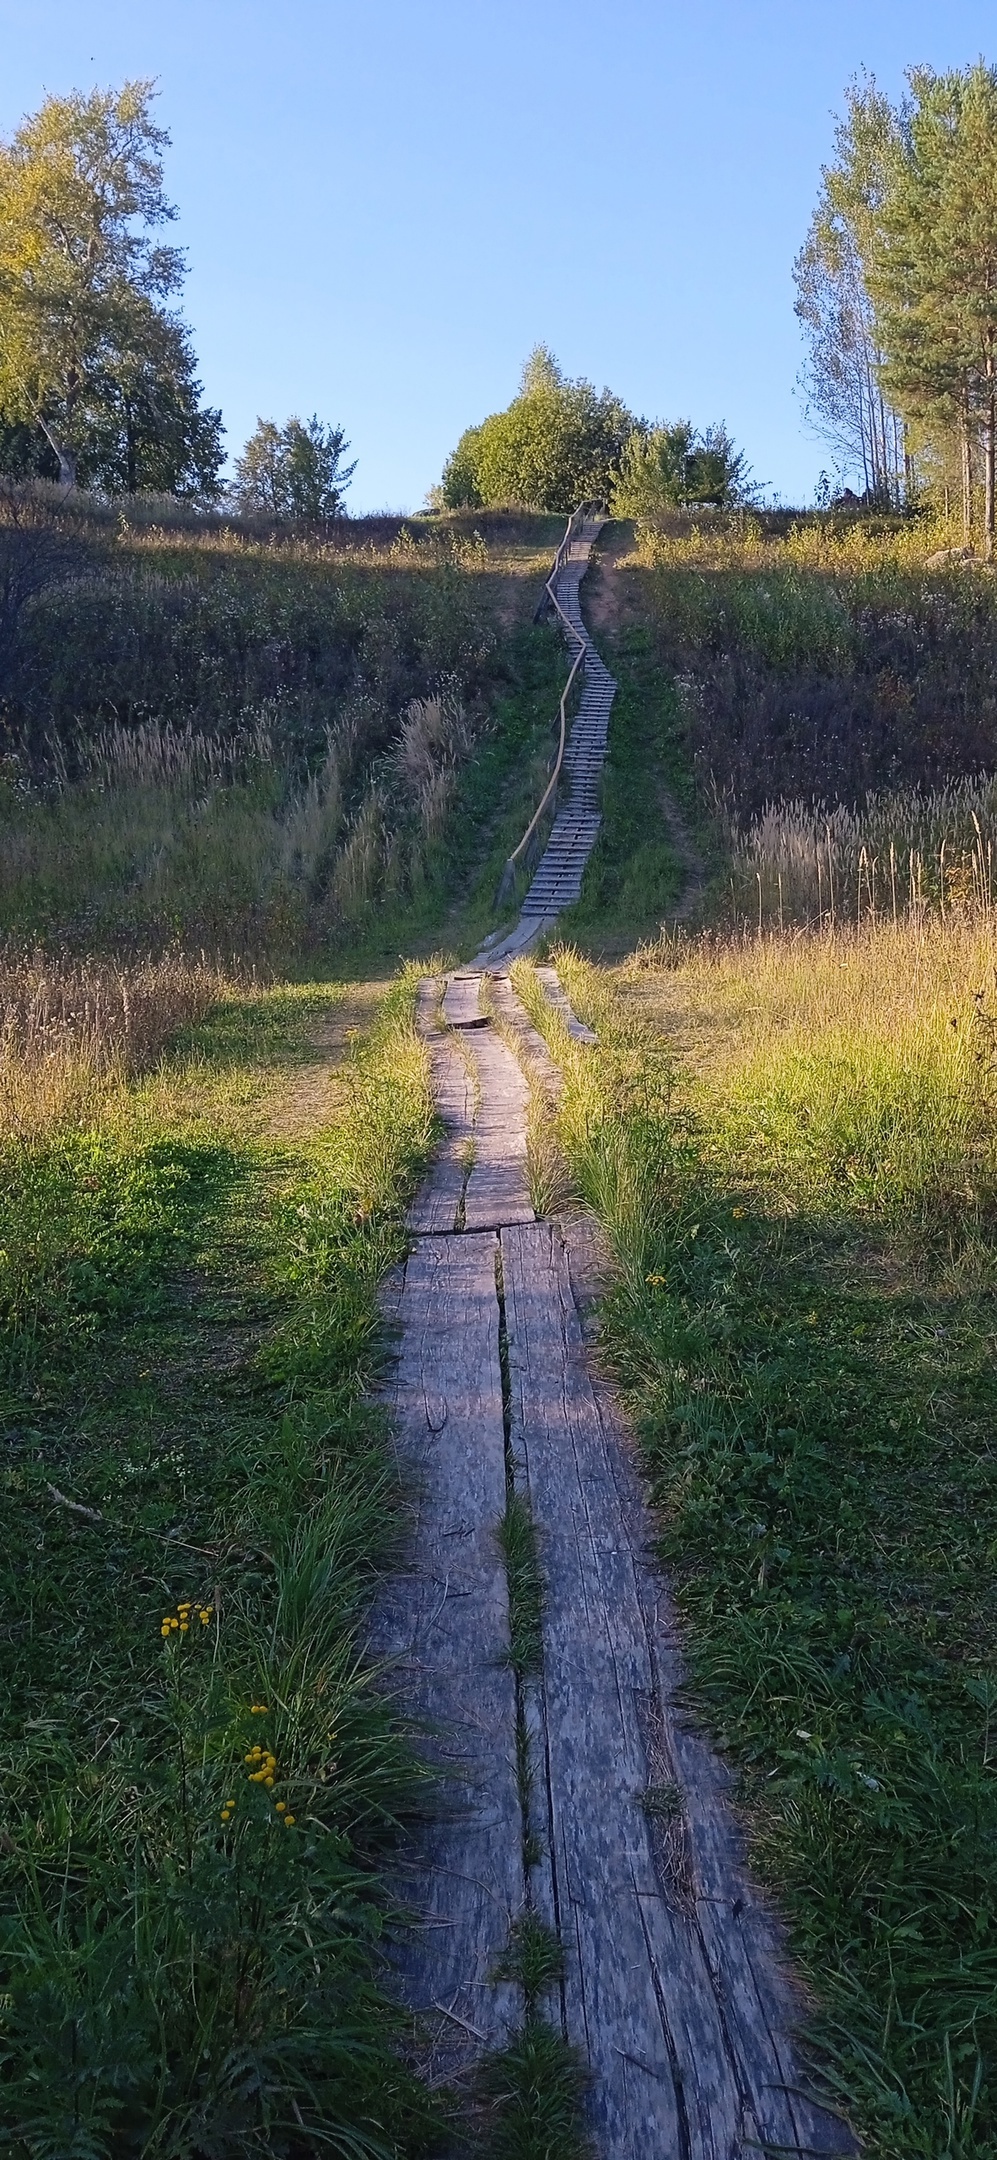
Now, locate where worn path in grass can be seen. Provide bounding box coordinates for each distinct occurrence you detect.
[373,964,853,2156]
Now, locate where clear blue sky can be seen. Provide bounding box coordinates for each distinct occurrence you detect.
[2,0,995,509]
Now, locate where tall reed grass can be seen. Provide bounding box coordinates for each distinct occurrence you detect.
[728,774,997,930]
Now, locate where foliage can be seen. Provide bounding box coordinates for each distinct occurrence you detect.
[870,64,997,549]
[517,935,997,2155]
[232,414,357,522]
[793,77,906,507]
[799,64,997,540]
[440,346,633,512]
[611,420,755,519]
[0,973,442,2155]
[0,82,219,497]
[617,509,997,818]
[0,503,563,960]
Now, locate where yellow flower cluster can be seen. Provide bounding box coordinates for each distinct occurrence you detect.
[243,1742,295,1826]
[160,1600,212,1639]
[220,1797,237,1824]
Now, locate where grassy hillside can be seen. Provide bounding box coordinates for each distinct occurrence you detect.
[571,512,997,945]
[6,494,997,2155]
[0,497,563,962]
[512,506,997,2158]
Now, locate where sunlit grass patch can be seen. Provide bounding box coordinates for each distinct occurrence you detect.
[0,968,441,2155]
[518,928,997,2157]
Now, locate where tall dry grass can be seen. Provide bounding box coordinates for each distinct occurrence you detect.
[619,913,997,1224]
[728,774,997,930]
[0,950,224,1137]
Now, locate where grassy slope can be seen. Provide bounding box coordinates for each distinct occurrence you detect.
[0,504,564,965]
[499,514,997,2157]
[0,981,446,2155]
[515,939,997,2156]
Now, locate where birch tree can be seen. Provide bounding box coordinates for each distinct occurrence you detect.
[0,82,185,488]
[794,79,907,505]
[869,64,997,553]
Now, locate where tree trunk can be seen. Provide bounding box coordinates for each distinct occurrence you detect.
[34,414,77,491]
[961,384,973,536]
[987,348,996,563]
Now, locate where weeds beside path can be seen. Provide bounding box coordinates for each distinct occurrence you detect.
[0,973,444,2156]
[515,932,997,2160]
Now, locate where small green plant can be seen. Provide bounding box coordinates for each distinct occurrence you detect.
[496,1914,565,2005]
[641,1780,683,1822]
[498,1492,545,1682]
[477,2019,593,2160]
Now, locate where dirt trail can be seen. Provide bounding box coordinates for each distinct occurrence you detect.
[266,980,391,1139]
[372,968,854,2154]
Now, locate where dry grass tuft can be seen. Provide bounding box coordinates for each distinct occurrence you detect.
[0,950,224,1136]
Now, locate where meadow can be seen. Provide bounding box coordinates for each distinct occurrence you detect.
[0,495,563,961]
[507,505,997,2157]
[5,492,997,2156]
[0,494,574,2156]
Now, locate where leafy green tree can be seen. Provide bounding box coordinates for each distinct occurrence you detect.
[0,83,188,489]
[612,420,755,517]
[440,347,634,511]
[231,415,356,520]
[869,64,997,552]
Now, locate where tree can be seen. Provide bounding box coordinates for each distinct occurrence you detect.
[794,77,908,507]
[611,420,755,518]
[439,347,634,511]
[868,65,997,552]
[70,306,223,497]
[231,415,356,521]
[0,82,187,489]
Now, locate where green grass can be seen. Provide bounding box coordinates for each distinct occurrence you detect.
[0,976,445,2157]
[475,2020,592,2160]
[497,1492,545,1683]
[556,610,702,953]
[0,503,562,965]
[516,944,997,2160]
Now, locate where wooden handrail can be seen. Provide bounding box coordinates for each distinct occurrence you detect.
[497,506,593,905]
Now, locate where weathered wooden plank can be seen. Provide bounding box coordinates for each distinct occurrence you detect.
[486,971,563,1100]
[462,1027,534,1230]
[373,1229,522,2079]
[441,971,485,1028]
[501,1218,852,2157]
[535,965,599,1043]
[408,979,474,1234]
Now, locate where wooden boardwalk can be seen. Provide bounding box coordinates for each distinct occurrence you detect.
[373,968,854,2155]
[479,512,615,963]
